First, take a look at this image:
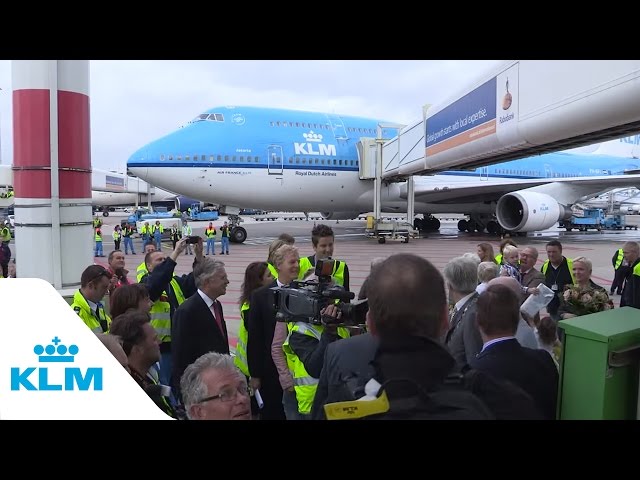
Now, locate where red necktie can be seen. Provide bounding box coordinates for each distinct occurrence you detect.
[210,301,224,335]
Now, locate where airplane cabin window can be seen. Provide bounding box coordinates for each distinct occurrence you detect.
[339,160,343,165]
[296,159,300,164]
[270,121,274,127]
[224,155,229,162]
[302,159,306,164]
[177,156,182,161]
[210,156,215,162]
[315,159,319,164]
[289,158,293,164]
[168,155,173,161]
[276,121,281,127]
[215,114,224,121]
[296,122,300,128]
[289,122,294,127]
[254,157,259,163]
[185,155,190,161]
[240,156,244,162]
[232,156,236,162]
[160,155,165,161]
[201,155,205,161]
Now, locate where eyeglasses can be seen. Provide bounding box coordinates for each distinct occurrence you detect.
[197,384,251,404]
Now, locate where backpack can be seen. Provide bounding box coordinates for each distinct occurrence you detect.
[369,375,495,420]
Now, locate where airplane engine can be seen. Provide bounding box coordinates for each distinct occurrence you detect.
[320,211,361,220]
[175,196,204,212]
[496,191,572,232]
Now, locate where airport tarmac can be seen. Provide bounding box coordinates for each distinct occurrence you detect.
[55,212,638,349]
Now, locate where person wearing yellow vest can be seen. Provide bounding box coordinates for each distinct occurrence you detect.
[204,222,217,255]
[282,302,350,418]
[0,220,11,278]
[110,310,178,418]
[297,223,350,291]
[140,236,202,389]
[248,244,299,420]
[152,220,164,251]
[541,240,575,321]
[610,246,630,295]
[182,220,193,255]
[140,221,151,249]
[136,241,157,282]
[94,227,105,257]
[266,235,296,280]
[112,225,122,251]
[122,223,136,255]
[70,265,113,334]
[621,241,640,309]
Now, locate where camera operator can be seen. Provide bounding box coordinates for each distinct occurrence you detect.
[298,224,350,292]
[247,244,300,420]
[281,290,351,419]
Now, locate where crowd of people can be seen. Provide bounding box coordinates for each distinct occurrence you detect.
[7,213,639,419]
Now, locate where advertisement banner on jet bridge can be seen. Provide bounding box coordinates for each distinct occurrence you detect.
[494,63,519,146]
[425,77,497,157]
[105,175,125,191]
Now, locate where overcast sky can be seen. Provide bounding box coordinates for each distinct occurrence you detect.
[0,60,504,172]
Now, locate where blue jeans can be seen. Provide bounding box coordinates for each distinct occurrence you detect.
[142,234,150,248]
[159,351,172,387]
[95,241,103,256]
[123,236,135,254]
[206,238,215,255]
[221,237,230,254]
[154,234,162,251]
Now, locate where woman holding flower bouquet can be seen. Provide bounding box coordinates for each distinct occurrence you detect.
[558,256,614,319]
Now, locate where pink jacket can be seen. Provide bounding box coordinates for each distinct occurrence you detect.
[271,322,294,390]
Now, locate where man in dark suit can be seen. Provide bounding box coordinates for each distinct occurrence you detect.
[443,255,483,370]
[471,284,559,420]
[171,257,230,401]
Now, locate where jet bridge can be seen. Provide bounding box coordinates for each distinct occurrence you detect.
[383,60,640,179]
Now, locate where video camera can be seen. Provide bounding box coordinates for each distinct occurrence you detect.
[273,258,368,328]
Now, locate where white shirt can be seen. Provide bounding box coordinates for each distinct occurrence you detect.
[86,298,98,313]
[197,289,217,312]
[481,336,516,353]
[454,292,476,313]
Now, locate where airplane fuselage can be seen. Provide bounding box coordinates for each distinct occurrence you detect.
[127,106,640,219]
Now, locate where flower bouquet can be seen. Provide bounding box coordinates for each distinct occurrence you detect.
[562,285,614,317]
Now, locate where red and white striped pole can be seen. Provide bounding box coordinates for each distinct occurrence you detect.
[12,61,93,291]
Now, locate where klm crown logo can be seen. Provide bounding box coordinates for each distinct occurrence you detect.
[11,336,103,391]
[303,131,323,143]
[34,336,78,363]
[295,131,336,157]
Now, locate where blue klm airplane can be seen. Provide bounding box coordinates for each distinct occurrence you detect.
[127,106,640,243]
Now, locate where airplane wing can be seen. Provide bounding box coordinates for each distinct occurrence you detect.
[407,174,640,204]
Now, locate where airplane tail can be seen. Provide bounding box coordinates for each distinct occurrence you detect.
[590,135,640,158]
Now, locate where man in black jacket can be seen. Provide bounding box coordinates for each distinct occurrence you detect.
[471,284,558,419]
[172,257,230,401]
[621,241,640,309]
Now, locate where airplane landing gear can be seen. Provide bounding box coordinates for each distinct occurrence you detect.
[227,214,247,243]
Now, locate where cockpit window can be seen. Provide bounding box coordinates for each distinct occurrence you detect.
[207,113,224,122]
[192,113,209,122]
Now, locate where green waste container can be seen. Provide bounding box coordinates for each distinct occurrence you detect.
[558,306,640,420]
